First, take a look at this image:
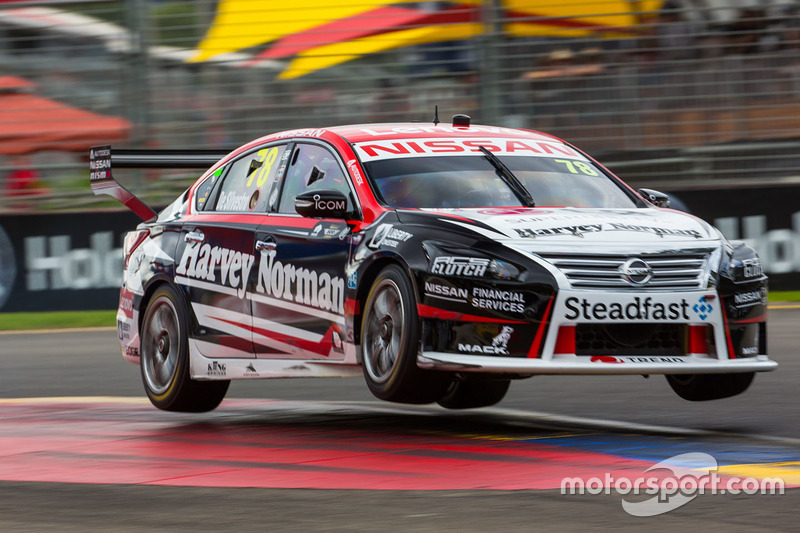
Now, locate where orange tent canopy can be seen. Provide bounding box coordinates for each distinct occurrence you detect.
[0,76,131,156]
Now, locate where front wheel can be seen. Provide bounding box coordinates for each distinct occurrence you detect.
[437,378,511,409]
[666,372,754,401]
[140,284,229,412]
[361,265,447,404]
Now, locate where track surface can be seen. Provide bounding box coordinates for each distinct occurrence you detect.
[1,308,799,530]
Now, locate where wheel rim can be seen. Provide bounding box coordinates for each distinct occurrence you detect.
[363,279,405,384]
[142,296,181,395]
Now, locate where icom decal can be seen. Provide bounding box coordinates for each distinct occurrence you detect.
[368,224,413,248]
[314,194,346,212]
[175,243,255,299]
[431,256,489,277]
[256,249,345,314]
[458,326,514,355]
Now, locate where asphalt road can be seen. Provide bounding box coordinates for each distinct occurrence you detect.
[0,308,798,531]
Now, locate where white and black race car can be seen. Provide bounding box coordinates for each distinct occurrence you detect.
[90,115,775,412]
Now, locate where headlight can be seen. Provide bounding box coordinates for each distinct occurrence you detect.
[424,242,523,281]
[488,259,520,280]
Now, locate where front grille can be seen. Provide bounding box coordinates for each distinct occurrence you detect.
[540,252,710,290]
[575,323,687,356]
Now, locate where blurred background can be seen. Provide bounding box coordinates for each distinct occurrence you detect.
[2,0,800,311]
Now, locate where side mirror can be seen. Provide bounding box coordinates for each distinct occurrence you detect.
[295,189,350,219]
[637,188,670,208]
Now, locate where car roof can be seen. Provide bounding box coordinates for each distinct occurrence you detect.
[328,123,562,144]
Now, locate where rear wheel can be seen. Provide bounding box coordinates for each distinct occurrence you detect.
[361,265,447,404]
[437,378,511,409]
[140,284,229,412]
[666,372,754,401]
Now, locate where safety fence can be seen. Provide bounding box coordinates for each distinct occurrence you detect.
[1,1,800,211]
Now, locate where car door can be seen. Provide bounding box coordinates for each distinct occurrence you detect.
[250,141,358,360]
[175,142,290,360]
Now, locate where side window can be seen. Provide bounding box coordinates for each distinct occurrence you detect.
[211,144,288,212]
[195,167,223,211]
[277,144,353,214]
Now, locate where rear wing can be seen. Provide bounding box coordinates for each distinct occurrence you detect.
[89,145,229,221]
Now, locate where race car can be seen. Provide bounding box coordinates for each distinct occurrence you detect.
[90,114,776,412]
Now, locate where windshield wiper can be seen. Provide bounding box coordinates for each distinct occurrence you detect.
[478,146,535,207]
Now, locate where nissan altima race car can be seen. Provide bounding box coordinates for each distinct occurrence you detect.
[90,115,776,412]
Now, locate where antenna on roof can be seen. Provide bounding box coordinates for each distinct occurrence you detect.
[432,105,440,126]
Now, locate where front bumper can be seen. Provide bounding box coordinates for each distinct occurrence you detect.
[419,288,775,375]
[418,352,777,375]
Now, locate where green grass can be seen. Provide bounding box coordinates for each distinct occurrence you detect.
[0,291,799,332]
[768,291,800,302]
[0,310,117,331]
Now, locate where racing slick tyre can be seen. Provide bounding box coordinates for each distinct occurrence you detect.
[436,378,511,409]
[140,284,229,412]
[361,265,448,404]
[666,372,755,401]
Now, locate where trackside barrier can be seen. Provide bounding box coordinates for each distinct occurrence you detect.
[0,183,799,313]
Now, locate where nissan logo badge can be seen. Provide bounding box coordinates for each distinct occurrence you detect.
[619,258,653,285]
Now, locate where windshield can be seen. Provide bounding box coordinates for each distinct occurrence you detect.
[365,155,638,209]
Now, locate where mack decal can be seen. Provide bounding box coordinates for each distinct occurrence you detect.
[256,249,345,314]
[431,256,490,277]
[458,326,514,355]
[176,243,255,298]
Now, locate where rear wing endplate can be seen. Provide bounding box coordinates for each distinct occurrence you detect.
[89,145,229,221]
